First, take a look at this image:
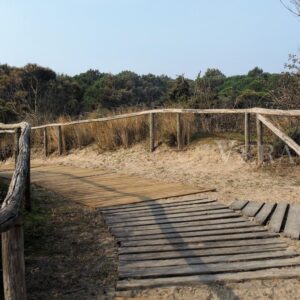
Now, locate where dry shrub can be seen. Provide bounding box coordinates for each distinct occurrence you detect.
[156,113,197,147]
[0,133,14,161]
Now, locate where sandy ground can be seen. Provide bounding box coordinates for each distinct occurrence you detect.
[2,138,300,299]
[27,138,300,206]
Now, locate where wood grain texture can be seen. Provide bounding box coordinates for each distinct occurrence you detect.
[242,201,264,217]
[268,203,288,233]
[284,204,300,239]
[0,164,212,208]
[254,203,276,225]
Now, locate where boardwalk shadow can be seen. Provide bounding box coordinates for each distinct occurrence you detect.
[142,199,241,299]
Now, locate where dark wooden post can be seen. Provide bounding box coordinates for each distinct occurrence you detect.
[149,113,155,152]
[14,128,21,166]
[2,216,27,300]
[43,127,48,157]
[58,126,63,155]
[256,115,263,164]
[176,113,182,150]
[25,131,31,212]
[244,113,250,158]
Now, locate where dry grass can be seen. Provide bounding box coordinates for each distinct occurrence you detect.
[2,107,300,160]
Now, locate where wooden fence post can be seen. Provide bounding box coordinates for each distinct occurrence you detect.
[149,113,155,152]
[43,127,48,157]
[25,131,31,212]
[14,128,21,166]
[177,113,182,150]
[256,115,263,164]
[2,216,27,300]
[244,113,250,158]
[58,126,63,155]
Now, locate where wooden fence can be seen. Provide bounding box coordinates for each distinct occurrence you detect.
[0,107,300,299]
[31,107,300,163]
[0,122,31,300]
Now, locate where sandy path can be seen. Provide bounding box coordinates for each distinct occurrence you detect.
[27,138,300,206]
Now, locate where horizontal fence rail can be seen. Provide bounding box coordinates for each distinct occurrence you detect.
[31,107,300,130]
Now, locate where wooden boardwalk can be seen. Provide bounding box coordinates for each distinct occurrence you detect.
[0,164,211,208]
[230,200,300,240]
[1,164,300,290]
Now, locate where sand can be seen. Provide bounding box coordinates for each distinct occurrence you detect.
[28,138,300,206]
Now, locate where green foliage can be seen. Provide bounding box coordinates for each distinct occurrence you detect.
[0,63,298,123]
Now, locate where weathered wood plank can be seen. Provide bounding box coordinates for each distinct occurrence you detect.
[119,243,287,262]
[102,197,211,212]
[111,217,247,234]
[120,232,278,248]
[254,203,276,225]
[106,207,231,225]
[268,203,288,233]
[103,200,219,217]
[229,199,249,210]
[284,204,300,239]
[117,226,268,242]
[242,201,264,217]
[119,250,297,270]
[119,256,300,279]
[119,236,281,254]
[110,212,241,228]
[113,221,257,238]
[116,267,300,290]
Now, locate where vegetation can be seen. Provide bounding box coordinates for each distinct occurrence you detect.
[0,60,299,125]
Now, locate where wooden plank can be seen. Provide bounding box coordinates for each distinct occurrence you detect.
[111,217,248,234]
[284,204,300,239]
[102,196,211,212]
[117,226,268,242]
[109,212,241,228]
[119,256,300,279]
[119,250,298,270]
[242,201,264,217]
[229,199,249,210]
[119,243,287,262]
[254,203,276,225]
[268,203,288,233]
[103,199,217,216]
[120,232,279,248]
[116,266,300,290]
[119,236,282,254]
[257,114,300,157]
[113,221,257,238]
[105,204,231,224]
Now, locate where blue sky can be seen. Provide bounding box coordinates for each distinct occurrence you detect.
[0,0,299,78]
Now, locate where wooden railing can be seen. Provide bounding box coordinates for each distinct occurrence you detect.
[31,107,300,163]
[0,122,31,300]
[0,107,299,299]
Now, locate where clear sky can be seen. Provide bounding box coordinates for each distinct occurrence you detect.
[0,0,299,78]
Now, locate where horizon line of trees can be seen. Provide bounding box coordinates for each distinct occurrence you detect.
[0,59,299,124]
